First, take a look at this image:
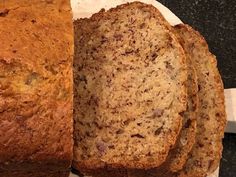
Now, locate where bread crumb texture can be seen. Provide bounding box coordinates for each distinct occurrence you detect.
[174,24,226,177]
[73,2,187,170]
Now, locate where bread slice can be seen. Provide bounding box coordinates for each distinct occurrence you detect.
[124,35,199,177]
[174,24,226,177]
[73,1,187,171]
[157,46,199,173]
[165,32,198,173]
[0,0,73,173]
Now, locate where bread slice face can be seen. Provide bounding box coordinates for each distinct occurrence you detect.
[158,48,199,173]
[124,34,199,177]
[174,24,226,177]
[165,31,199,172]
[73,2,187,170]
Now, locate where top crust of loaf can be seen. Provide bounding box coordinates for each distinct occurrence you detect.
[0,171,70,177]
[174,24,226,177]
[73,2,187,170]
[0,0,73,171]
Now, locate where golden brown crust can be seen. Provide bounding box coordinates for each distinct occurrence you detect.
[82,168,128,177]
[0,0,73,172]
[0,171,70,177]
[73,1,187,171]
[174,24,226,177]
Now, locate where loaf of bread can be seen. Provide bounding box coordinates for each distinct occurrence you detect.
[0,1,226,176]
[73,1,187,172]
[0,171,70,177]
[174,24,226,177]
[0,0,73,173]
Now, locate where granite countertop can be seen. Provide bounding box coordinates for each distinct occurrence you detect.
[221,133,236,177]
[158,0,236,176]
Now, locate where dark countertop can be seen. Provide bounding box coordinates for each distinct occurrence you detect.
[158,0,236,89]
[221,133,236,177]
[157,1,236,176]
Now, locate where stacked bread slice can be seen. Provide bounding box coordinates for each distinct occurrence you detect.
[174,24,226,177]
[73,1,187,171]
[73,2,226,177]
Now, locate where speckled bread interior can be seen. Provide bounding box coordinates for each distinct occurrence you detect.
[174,24,226,177]
[73,1,187,172]
[119,28,199,177]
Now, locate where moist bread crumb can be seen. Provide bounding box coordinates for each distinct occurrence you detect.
[174,24,226,177]
[73,1,187,172]
[124,33,199,177]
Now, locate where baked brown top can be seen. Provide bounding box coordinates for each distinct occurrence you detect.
[174,24,226,177]
[73,2,187,170]
[0,170,70,177]
[0,0,73,171]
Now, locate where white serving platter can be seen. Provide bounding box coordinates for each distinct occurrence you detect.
[70,0,236,176]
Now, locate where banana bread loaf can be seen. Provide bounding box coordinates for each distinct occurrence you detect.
[0,171,70,177]
[0,0,73,172]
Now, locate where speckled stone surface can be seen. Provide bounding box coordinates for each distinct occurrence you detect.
[157,1,236,177]
[220,133,236,177]
[158,0,236,89]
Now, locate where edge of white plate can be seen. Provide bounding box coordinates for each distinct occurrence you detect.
[225,88,236,133]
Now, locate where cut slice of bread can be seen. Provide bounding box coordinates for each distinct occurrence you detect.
[124,33,199,177]
[165,31,199,173]
[174,24,226,177]
[73,2,187,171]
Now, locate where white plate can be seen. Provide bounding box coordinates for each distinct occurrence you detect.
[70,0,224,176]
